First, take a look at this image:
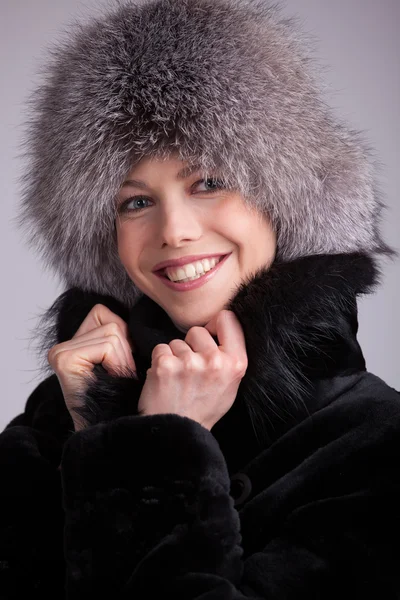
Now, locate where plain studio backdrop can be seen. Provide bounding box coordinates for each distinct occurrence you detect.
[0,0,399,429]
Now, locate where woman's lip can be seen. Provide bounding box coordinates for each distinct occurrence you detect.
[152,252,229,273]
[154,253,231,291]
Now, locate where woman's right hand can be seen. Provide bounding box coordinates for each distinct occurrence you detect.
[47,304,137,432]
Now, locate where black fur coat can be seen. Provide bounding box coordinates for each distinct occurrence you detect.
[1,253,400,599]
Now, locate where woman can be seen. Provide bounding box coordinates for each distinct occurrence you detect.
[2,0,399,597]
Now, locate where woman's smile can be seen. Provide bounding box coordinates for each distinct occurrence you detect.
[154,252,232,292]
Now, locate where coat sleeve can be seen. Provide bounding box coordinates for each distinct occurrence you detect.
[0,425,65,598]
[60,408,400,599]
[0,376,70,598]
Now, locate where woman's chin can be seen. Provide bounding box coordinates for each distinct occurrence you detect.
[166,298,233,334]
[171,317,205,334]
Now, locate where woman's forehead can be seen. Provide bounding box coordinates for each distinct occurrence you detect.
[125,156,219,186]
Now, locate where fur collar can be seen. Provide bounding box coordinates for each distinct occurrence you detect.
[36,252,379,474]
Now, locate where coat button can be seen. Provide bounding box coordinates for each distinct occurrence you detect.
[230,472,252,506]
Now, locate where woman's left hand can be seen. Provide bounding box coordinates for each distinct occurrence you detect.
[137,310,248,430]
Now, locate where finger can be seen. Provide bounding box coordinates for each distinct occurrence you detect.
[168,339,193,357]
[203,312,218,337]
[206,310,247,363]
[74,304,134,353]
[95,340,128,377]
[72,323,136,372]
[184,326,219,354]
[52,336,134,376]
[151,343,174,362]
[53,339,128,379]
[168,340,205,370]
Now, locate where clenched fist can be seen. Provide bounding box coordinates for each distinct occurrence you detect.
[47,304,137,431]
[137,310,248,430]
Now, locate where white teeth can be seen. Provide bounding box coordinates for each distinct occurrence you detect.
[165,256,222,282]
[195,261,205,274]
[202,259,211,272]
[179,273,203,282]
[184,264,197,278]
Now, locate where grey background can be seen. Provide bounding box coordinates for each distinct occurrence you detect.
[1,0,399,429]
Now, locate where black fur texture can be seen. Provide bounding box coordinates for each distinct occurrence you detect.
[2,252,400,598]
[34,252,378,470]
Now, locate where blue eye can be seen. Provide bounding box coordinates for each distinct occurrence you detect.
[118,177,225,215]
[198,177,225,192]
[119,196,152,214]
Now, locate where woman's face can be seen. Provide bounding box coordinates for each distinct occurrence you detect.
[115,156,276,332]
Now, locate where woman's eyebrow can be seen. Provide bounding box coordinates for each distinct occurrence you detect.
[122,164,202,189]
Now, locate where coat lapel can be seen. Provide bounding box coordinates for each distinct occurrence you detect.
[33,252,378,475]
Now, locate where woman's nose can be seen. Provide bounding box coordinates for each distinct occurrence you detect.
[158,201,202,247]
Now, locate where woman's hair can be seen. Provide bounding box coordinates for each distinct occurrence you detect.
[14,0,393,309]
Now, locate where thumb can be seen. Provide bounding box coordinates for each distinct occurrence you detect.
[204,310,228,340]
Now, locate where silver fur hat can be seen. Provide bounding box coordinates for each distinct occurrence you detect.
[16,0,391,308]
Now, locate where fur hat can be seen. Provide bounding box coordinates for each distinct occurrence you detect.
[15,0,392,307]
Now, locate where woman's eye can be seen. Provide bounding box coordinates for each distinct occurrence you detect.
[119,196,152,213]
[196,177,225,192]
[118,177,225,214]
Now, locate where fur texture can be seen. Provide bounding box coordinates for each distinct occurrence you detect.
[15,0,393,308]
[2,252,400,597]
[33,252,379,471]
